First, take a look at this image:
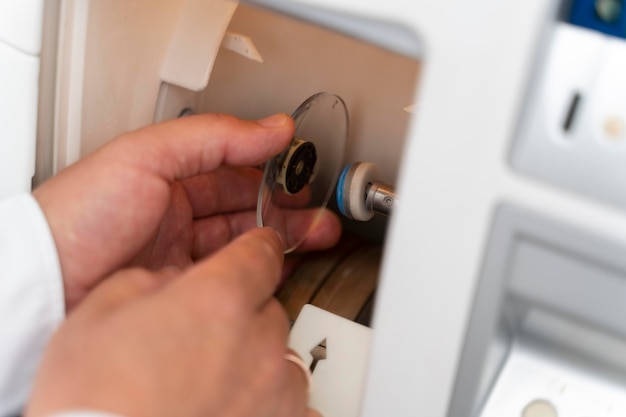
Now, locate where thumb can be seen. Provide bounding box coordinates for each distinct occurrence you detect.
[307,408,323,417]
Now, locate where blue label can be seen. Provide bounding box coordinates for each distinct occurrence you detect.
[569,0,626,38]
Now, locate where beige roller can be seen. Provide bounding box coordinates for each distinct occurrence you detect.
[277,234,381,325]
[310,245,381,322]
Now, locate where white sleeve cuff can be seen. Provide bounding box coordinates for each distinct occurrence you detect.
[0,193,65,416]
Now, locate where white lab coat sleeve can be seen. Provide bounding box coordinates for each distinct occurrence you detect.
[0,193,65,416]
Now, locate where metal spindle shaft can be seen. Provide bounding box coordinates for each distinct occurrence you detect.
[365,181,396,217]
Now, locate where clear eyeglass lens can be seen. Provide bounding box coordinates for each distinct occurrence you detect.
[257,92,349,253]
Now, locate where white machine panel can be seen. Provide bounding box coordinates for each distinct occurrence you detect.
[0,0,45,55]
[513,23,626,211]
[289,305,371,417]
[0,41,40,199]
[0,0,45,199]
[481,340,626,417]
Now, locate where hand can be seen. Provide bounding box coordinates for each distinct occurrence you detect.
[26,228,320,417]
[34,114,341,311]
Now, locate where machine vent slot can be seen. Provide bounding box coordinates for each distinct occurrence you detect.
[563,92,582,133]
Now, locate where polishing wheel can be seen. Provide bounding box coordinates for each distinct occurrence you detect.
[337,162,397,221]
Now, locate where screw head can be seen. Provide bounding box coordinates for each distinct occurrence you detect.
[596,0,622,23]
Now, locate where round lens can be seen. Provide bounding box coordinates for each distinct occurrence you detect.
[257,92,349,253]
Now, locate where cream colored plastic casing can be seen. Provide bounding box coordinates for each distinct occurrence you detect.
[49,0,419,185]
[43,1,626,417]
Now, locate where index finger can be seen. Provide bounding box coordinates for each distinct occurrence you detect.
[175,227,285,310]
[110,113,295,182]
[182,166,311,219]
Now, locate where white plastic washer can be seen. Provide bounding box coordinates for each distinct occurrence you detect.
[346,162,380,221]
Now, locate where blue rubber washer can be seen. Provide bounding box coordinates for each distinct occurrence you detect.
[336,164,351,217]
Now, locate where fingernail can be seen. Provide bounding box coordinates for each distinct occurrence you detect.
[307,408,324,417]
[257,113,288,128]
[265,227,286,250]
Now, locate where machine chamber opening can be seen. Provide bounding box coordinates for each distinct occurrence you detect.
[155,2,423,327]
[50,3,424,416]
